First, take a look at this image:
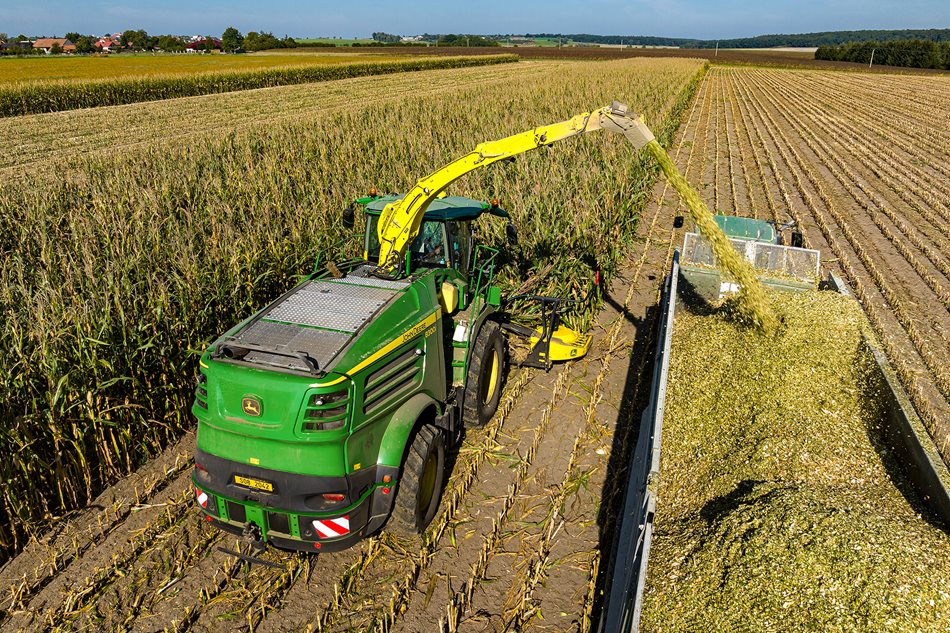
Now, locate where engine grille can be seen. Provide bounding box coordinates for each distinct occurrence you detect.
[231,269,409,373]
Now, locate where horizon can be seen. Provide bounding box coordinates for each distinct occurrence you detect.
[2,0,948,41]
[6,27,950,42]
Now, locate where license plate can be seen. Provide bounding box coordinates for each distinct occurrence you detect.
[234,475,275,492]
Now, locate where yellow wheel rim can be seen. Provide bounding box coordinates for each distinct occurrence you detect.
[483,349,500,406]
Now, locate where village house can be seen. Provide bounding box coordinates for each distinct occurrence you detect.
[32,38,76,54]
[95,37,121,52]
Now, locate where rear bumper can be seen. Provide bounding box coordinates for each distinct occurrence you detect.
[203,506,372,553]
[193,449,398,552]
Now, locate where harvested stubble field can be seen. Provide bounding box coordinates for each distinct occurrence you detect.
[0,57,706,631]
[309,45,950,74]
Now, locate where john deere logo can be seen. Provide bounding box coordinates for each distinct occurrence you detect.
[242,397,262,417]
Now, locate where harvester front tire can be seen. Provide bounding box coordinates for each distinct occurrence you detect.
[463,321,506,428]
[389,424,446,535]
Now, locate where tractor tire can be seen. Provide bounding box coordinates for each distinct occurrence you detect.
[462,320,506,428]
[389,424,446,535]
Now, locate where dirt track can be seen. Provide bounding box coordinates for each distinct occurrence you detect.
[2,65,947,632]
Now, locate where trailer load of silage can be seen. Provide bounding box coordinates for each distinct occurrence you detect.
[640,289,950,632]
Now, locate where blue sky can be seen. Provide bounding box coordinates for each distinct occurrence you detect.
[2,0,947,39]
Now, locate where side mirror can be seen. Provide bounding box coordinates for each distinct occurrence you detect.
[342,205,355,229]
[673,215,685,229]
[505,221,519,246]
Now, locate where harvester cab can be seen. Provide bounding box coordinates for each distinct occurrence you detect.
[192,102,661,554]
[354,192,594,371]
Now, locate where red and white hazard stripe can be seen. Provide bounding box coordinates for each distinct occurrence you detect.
[312,516,350,538]
[195,487,209,508]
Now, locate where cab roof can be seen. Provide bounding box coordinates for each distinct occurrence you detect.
[363,194,507,221]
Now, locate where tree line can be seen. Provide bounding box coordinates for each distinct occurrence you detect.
[816,39,950,70]
[516,28,950,49]
[690,29,950,49]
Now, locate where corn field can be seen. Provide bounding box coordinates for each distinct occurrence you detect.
[0,54,517,116]
[0,54,703,586]
[4,51,949,632]
[0,52,409,84]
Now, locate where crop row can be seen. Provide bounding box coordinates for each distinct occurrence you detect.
[0,54,518,116]
[745,69,950,379]
[438,65,712,632]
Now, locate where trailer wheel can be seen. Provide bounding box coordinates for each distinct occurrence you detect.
[463,321,506,428]
[389,424,446,535]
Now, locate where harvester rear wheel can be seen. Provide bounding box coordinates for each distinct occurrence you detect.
[463,321,506,428]
[389,424,446,535]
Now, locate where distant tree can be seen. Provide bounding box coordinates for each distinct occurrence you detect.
[372,32,401,43]
[243,31,291,51]
[156,34,185,52]
[435,34,499,47]
[221,26,244,52]
[50,41,63,54]
[121,29,150,50]
[75,36,96,53]
[816,38,950,69]
[0,33,8,43]
[65,32,81,42]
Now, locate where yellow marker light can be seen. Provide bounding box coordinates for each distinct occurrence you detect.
[354,463,361,471]
[249,457,260,465]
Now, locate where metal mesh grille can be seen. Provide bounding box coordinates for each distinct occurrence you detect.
[681,233,820,282]
[263,280,398,333]
[235,321,350,370]
[341,265,412,289]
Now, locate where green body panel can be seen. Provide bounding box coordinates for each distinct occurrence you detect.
[375,392,440,467]
[195,267,451,478]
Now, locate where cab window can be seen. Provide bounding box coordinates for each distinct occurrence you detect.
[446,221,472,274]
[410,221,449,267]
